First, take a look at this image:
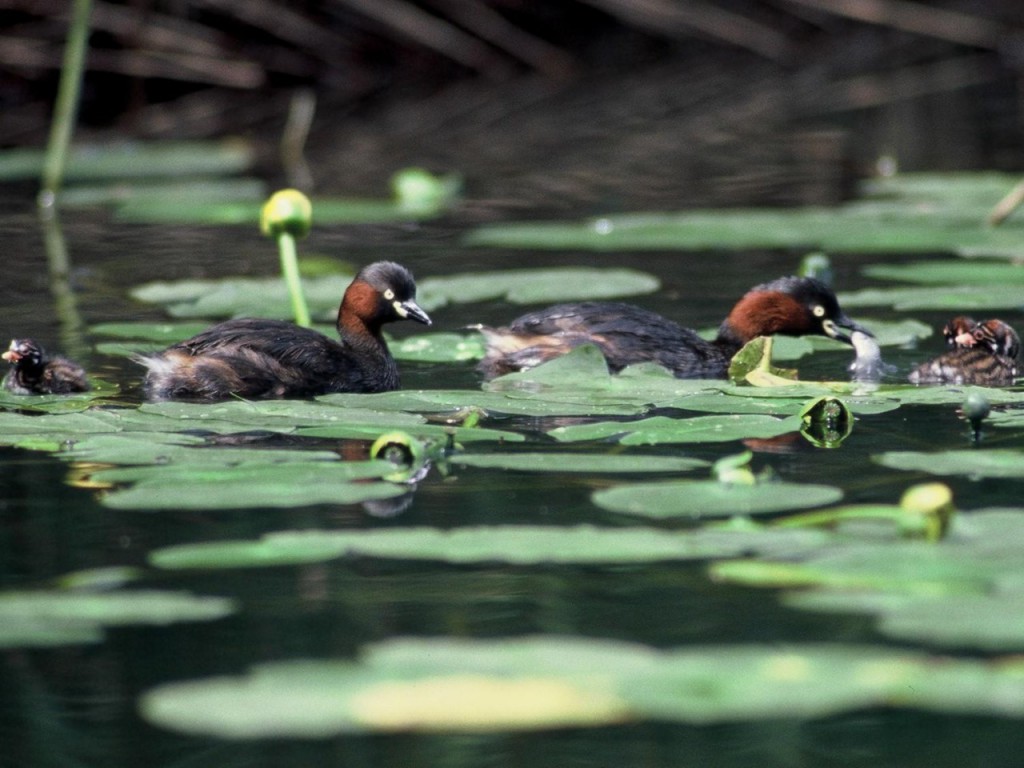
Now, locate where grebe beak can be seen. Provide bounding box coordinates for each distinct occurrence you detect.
[823,315,872,345]
[394,299,432,326]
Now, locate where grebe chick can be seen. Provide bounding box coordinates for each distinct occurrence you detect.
[909,316,1019,386]
[138,261,431,401]
[2,339,90,395]
[476,276,870,380]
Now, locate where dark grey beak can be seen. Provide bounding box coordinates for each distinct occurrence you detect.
[395,299,432,326]
[824,315,873,345]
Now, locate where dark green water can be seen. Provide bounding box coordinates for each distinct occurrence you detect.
[2,197,1024,767]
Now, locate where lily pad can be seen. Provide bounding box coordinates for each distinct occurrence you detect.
[838,284,1024,311]
[90,321,212,343]
[0,140,255,182]
[417,267,660,307]
[99,461,405,510]
[140,636,1024,737]
[875,449,1024,478]
[0,379,120,414]
[131,267,661,322]
[592,479,842,519]
[789,592,1024,651]
[709,510,1024,650]
[450,452,708,474]
[150,525,761,569]
[549,414,805,445]
[465,173,1024,257]
[0,590,235,649]
[863,260,1024,285]
[391,332,485,363]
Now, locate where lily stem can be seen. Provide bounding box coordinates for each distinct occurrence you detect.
[278,232,311,327]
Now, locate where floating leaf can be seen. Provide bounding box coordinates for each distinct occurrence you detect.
[863,260,1024,285]
[0,380,120,414]
[391,332,485,362]
[0,590,235,649]
[839,284,1024,311]
[0,140,254,182]
[418,267,660,307]
[90,321,211,342]
[150,525,778,569]
[131,274,360,320]
[549,414,804,445]
[593,479,842,519]
[99,461,404,510]
[465,173,1024,257]
[450,452,708,474]
[319,388,646,418]
[140,636,1024,737]
[875,449,1024,478]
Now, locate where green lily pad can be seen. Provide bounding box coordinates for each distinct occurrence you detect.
[549,414,805,445]
[417,267,660,307]
[450,452,708,474]
[0,140,255,182]
[391,332,485,363]
[592,479,842,519]
[319,388,647,418]
[708,509,1024,650]
[0,379,120,414]
[138,399,427,429]
[863,260,1024,285]
[131,267,661,322]
[838,284,1024,311]
[131,274,362,320]
[875,449,1024,478]
[789,592,1024,651]
[0,590,235,649]
[100,461,405,510]
[90,321,212,343]
[115,196,451,226]
[140,635,1024,737]
[58,177,266,209]
[150,525,741,569]
[464,173,1024,257]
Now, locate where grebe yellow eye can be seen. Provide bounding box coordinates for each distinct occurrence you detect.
[812,305,826,318]
[383,289,395,301]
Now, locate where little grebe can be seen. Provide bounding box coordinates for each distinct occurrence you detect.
[2,339,90,395]
[476,276,869,379]
[908,316,1019,386]
[138,261,431,401]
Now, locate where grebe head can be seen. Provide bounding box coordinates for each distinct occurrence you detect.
[341,261,431,329]
[942,316,977,348]
[973,319,1020,358]
[2,339,44,368]
[723,276,870,346]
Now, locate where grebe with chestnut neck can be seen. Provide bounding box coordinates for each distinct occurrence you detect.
[476,276,870,380]
[138,261,431,401]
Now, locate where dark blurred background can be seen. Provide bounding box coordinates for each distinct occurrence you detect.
[2,0,1022,212]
